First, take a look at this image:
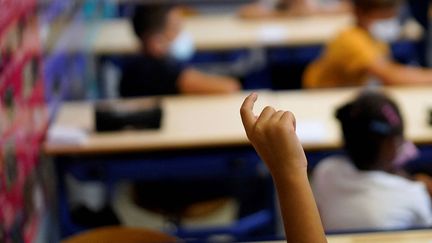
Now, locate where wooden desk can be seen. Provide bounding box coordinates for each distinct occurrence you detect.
[92,14,354,54]
[276,86,432,150]
[44,86,432,156]
[44,91,273,155]
[46,86,432,238]
[91,14,423,54]
[249,229,432,243]
[326,229,432,243]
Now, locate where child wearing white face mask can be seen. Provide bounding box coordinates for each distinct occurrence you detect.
[304,0,432,89]
[120,4,241,97]
[312,91,432,231]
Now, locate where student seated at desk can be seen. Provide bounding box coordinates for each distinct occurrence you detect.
[120,4,241,98]
[304,0,432,89]
[238,0,352,18]
[312,91,432,231]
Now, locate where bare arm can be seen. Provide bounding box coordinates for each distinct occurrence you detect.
[286,0,351,16]
[240,93,327,243]
[238,2,276,19]
[368,59,432,85]
[238,0,351,19]
[237,0,313,19]
[178,68,241,94]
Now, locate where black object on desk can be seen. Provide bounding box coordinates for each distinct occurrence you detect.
[429,108,432,126]
[95,98,162,132]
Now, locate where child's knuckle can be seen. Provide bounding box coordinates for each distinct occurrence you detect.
[254,124,267,136]
[263,106,274,113]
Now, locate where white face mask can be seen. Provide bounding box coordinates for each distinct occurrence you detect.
[169,30,195,62]
[369,18,402,42]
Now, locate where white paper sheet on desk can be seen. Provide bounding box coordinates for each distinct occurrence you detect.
[47,125,88,145]
[257,25,289,44]
[296,121,327,143]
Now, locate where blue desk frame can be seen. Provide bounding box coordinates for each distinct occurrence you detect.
[54,146,278,240]
[53,137,432,240]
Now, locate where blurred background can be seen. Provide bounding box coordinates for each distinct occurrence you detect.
[0,0,431,243]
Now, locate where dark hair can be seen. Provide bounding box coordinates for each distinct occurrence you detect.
[352,0,403,11]
[335,91,404,170]
[132,4,172,40]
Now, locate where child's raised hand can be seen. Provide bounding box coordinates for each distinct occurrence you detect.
[240,93,308,176]
[241,93,327,241]
[241,93,327,243]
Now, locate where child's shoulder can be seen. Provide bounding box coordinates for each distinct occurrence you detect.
[377,172,428,192]
[331,26,370,44]
[312,155,353,178]
[313,156,426,190]
[316,155,351,168]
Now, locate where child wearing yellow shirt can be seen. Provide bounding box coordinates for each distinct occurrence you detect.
[304,0,432,88]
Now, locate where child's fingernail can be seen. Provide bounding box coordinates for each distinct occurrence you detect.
[251,92,258,100]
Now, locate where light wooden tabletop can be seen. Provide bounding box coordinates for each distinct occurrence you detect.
[248,229,432,243]
[329,229,432,243]
[91,14,350,54]
[91,14,422,54]
[43,86,432,156]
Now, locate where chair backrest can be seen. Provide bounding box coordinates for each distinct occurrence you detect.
[61,226,178,243]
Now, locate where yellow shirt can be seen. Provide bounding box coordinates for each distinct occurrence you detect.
[304,27,390,89]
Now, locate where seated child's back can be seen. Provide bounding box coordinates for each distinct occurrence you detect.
[120,55,183,97]
[312,91,432,231]
[313,155,432,231]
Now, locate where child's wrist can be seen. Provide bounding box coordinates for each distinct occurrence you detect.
[268,161,308,182]
[272,167,310,193]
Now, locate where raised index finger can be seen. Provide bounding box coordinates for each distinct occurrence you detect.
[240,93,258,132]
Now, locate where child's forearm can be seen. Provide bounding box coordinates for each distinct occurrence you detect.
[388,66,432,85]
[179,68,241,94]
[369,61,432,85]
[240,93,326,243]
[272,167,327,243]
